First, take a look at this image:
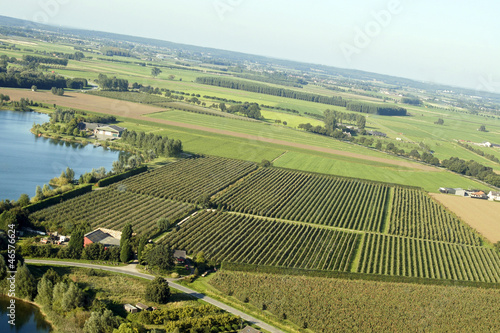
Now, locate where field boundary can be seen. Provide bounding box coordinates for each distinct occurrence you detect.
[221,262,500,289]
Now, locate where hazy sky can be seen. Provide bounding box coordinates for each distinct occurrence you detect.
[2,0,499,90]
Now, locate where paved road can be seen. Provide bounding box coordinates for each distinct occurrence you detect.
[26,259,284,333]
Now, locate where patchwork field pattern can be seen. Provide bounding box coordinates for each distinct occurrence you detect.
[120,156,257,202]
[358,233,500,282]
[31,186,193,235]
[388,187,482,245]
[28,156,497,284]
[215,168,390,232]
[162,211,359,272]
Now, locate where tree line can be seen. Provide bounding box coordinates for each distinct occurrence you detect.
[196,76,407,116]
[97,74,128,91]
[121,130,183,157]
[458,142,500,164]
[0,70,67,89]
[226,102,262,119]
[22,55,69,66]
[441,157,500,187]
[346,102,407,116]
[196,76,347,107]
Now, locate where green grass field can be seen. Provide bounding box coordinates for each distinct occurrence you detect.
[273,150,491,192]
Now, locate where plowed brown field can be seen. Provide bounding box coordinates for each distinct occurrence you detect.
[430,193,500,243]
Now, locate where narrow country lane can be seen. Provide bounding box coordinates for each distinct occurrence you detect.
[25,259,285,333]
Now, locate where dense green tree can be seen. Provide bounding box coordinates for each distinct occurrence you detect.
[61,282,84,312]
[157,217,170,232]
[82,243,106,261]
[34,185,44,201]
[68,227,85,259]
[434,118,444,125]
[145,244,174,270]
[0,255,6,280]
[409,150,421,159]
[197,193,212,209]
[16,263,37,300]
[83,309,119,333]
[323,110,338,134]
[137,235,148,264]
[145,277,171,304]
[35,276,54,306]
[17,193,30,207]
[478,125,486,132]
[120,239,133,263]
[151,67,162,77]
[52,281,69,312]
[357,116,366,129]
[0,210,17,232]
[120,223,133,249]
[43,268,61,285]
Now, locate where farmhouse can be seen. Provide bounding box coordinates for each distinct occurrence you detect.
[78,122,105,132]
[84,228,121,247]
[94,125,125,138]
[470,191,488,199]
[488,191,500,201]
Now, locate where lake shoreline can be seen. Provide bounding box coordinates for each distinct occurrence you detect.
[0,293,55,332]
[0,109,122,201]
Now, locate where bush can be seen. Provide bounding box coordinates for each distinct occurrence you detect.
[145,277,171,304]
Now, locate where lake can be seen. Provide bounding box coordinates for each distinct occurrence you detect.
[0,110,121,201]
[0,295,51,332]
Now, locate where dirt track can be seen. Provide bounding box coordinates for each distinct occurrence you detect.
[2,88,437,171]
[430,193,500,243]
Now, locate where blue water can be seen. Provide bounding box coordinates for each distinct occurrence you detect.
[0,295,51,332]
[0,110,121,201]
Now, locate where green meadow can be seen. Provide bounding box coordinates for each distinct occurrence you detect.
[273,150,491,192]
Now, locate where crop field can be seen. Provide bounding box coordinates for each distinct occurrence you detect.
[357,233,500,282]
[430,193,500,243]
[162,211,359,272]
[215,167,390,231]
[388,187,482,245]
[210,271,500,333]
[31,186,193,235]
[120,156,257,202]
